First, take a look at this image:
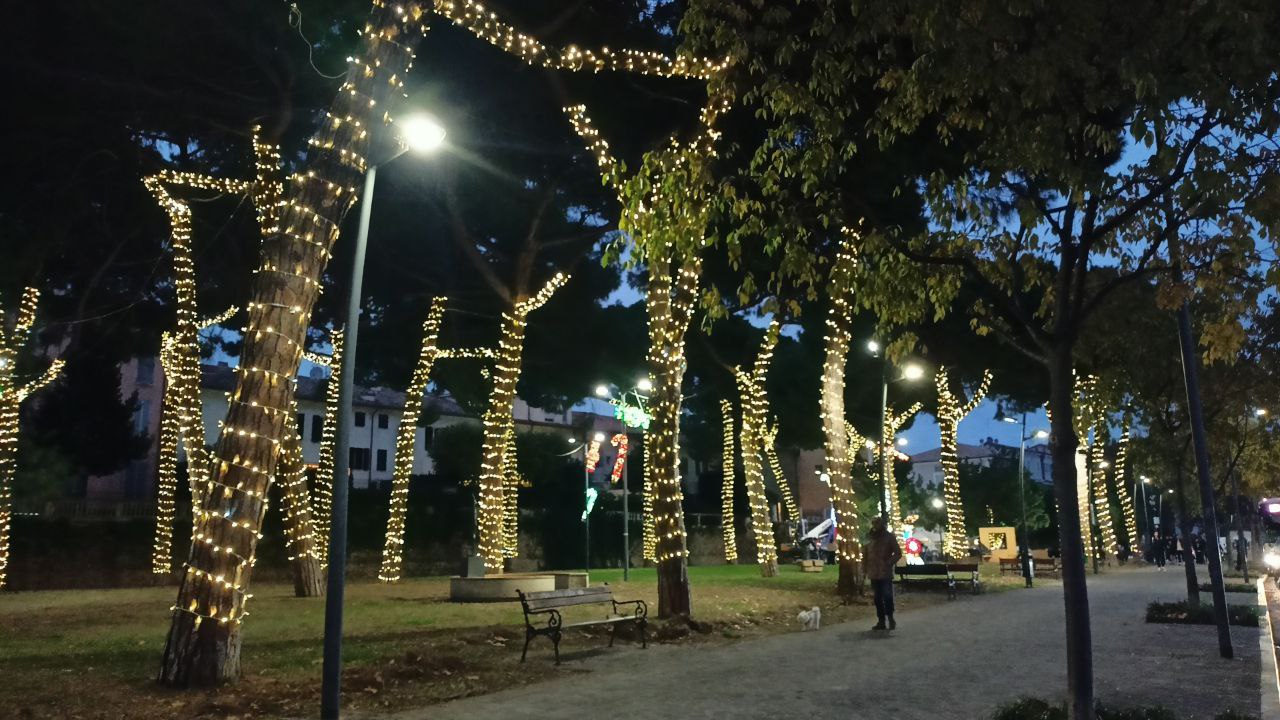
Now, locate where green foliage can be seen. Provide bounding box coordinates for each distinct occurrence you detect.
[1145,601,1259,628]
[990,698,1250,720]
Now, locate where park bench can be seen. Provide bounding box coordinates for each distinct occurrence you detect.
[895,562,982,600]
[999,557,1021,575]
[516,585,647,664]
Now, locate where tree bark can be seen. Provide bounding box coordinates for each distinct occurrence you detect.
[158,1,424,686]
[719,399,738,564]
[1047,348,1094,720]
[312,328,343,568]
[279,409,322,597]
[736,322,781,579]
[647,252,698,618]
[1175,477,1201,606]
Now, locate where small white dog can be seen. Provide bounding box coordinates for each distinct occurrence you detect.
[797,606,821,631]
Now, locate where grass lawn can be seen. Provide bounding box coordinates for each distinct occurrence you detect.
[0,562,1026,719]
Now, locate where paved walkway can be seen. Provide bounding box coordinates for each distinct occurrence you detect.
[395,568,1260,720]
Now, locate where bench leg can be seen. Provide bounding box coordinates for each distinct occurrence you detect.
[946,578,956,600]
[521,628,533,663]
[609,622,618,648]
[552,630,562,665]
[638,619,647,649]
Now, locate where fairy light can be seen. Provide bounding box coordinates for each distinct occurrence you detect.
[161,0,425,640]
[430,0,727,80]
[500,428,524,559]
[760,418,798,526]
[379,298,447,582]
[476,273,570,572]
[641,434,656,562]
[1115,416,1139,553]
[819,233,864,577]
[935,368,992,558]
[312,327,342,567]
[881,401,921,532]
[1091,412,1117,561]
[735,321,781,577]
[0,287,62,589]
[720,399,737,564]
[585,437,602,472]
[278,405,322,595]
[1069,374,1097,563]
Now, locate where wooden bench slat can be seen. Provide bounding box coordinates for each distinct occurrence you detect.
[522,587,614,610]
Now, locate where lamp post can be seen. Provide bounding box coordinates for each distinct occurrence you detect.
[594,378,652,581]
[569,434,606,575]
[997,404,1049,588]
[867,340,923,522]
[1139,475,1152,552]
[322,113,445,720]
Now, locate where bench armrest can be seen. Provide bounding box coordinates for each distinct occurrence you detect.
[612,598,648,621]
[523,607,563,630]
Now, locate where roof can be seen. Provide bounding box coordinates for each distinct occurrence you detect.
[199,363,466,415]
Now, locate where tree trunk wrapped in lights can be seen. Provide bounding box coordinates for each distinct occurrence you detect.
[880,402,921,531]
[760,419,798,527]
[152,351,183,574]
[565,92,726,617]
[501,428,521,558]
[377,298,447,582]
[1090,414,1117,562]
[475,273,568,572]
[1114,417,1139,554]
[310,328,342,568]
[934,368,992,558]
[279,407,323,596]
[1067,374,1097,564]
[0,288,63,591]
[817,235,864,595]
[642,436,657,563]
[735,321,781,578]
[158,1,426,686]
[719,399,737,563]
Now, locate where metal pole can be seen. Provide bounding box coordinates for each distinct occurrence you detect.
[1139,479,1150,552]
[321,163,376,720]
[622,438,630,581]
[1232,467,1246,582]
[878,363,889,521]
[1175,302,1233,659]
[1019,414,1032,587]
[584,447,590,575]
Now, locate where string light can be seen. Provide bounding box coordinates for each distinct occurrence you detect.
[735,321,781,577]
[161,0,424,637]
[379,298,447,582]
[608,433,628,485]
[720,399,737,563]
[641,433,656,562]
[760,418,798,526]
[585,437,602,472]
[1091,411,1117,561]
[881,401,921,533]
[0,287,62,589]
[819,233,864,580]
[500,428,524,559]
[476,273,570,572]
[430,0,727,80]
[935,368,992,558]
[1068,374,1097,563]
[312,327,342,568]
[1115,416,1139,553]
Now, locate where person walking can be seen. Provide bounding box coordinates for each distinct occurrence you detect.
[863,516,904,631]
[1152,532,1167,571]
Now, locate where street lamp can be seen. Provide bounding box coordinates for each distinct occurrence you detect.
[867,340,924,521]
[322,111,446,720]
[995,402,1047,588]
[593,378,652,580]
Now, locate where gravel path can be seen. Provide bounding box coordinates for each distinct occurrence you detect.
[391,567,1260,720]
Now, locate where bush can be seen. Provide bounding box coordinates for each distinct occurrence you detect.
[1146,600,1260,627]
[992,699,1250,719]
[1198,582,1255,594]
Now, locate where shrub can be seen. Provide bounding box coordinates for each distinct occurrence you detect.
[1198,582,1256,594]
[1146,600,1259,627]
[991,699,1251,719]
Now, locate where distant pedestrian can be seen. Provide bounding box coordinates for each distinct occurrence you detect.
[1152,533,1166,571]
[863,516,903,631]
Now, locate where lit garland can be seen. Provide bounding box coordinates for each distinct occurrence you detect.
[279,404,323,595]
[1114,416,1139,553]
[1069,374,1097,563]
[608,433,628,485]
[880,401,921,532]
[719,399,737,563]
[311,327,342,568]
[161,0,425,644]
[476,273,570,572]
[378,297,447,582]
[0,287,62,590]
[735,321,781,577]
[760,418,799,526]
[641,433,656,562]
[1091,412,1117,561]
[819,233,865,585]
[430,0,727,80]
[934,368,992,558]
[585,437,602,472]
[500,428,523,559]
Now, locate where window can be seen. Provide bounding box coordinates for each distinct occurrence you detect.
[422,426,435,449]
[310,414,322,443]
[355,411,366,427]
[349,447,371,470]
[296,413,306,437]
[377,413,389,429]
[135,356,156,385]
[376,449,388,472]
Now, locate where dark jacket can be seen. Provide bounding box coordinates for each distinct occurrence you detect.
[863,529,903,580]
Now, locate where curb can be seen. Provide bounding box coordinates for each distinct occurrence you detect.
[1257,577,1280,718]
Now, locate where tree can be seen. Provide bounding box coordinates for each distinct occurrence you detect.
[934,368,992,557]
[735,321,781,577]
